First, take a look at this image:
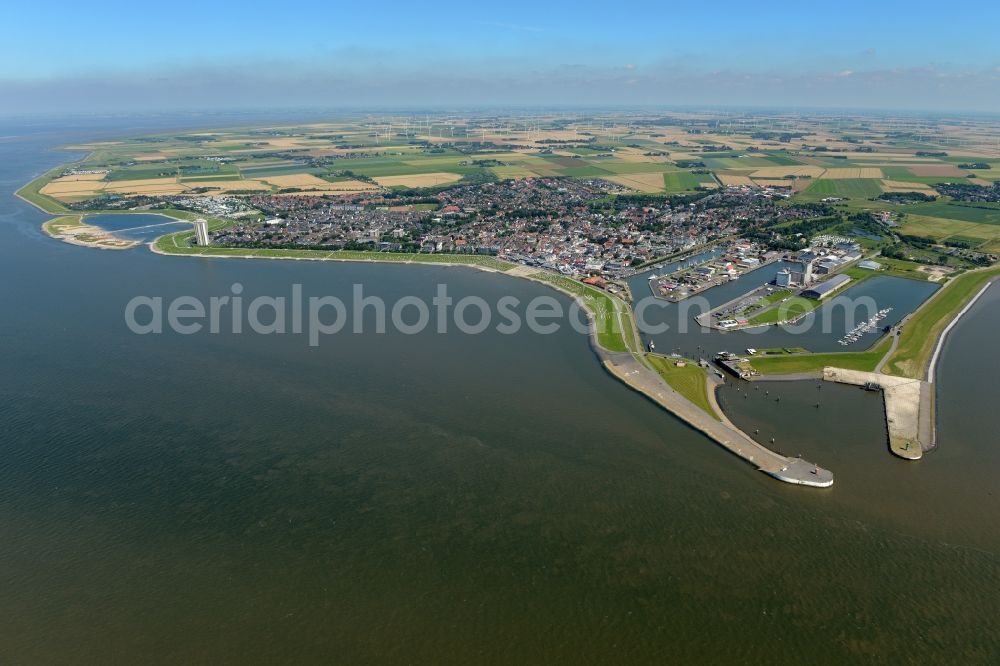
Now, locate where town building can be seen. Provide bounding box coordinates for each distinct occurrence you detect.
[802,274,852,300]
[194,219,210,246]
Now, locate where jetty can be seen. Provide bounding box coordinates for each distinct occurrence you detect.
[822,367,932,460]
[595,345,833,487]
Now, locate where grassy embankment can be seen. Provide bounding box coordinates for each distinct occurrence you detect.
[646,355,719,419]
[152,227,638,353]
[883,266,1000,379]
[528,273,635,353]
[153,229,515,269]
[15,169,72,214]
[750,335,893,375]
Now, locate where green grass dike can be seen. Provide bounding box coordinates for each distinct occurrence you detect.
[528,273,635,353]
[646,355,719,419]
[151,226,637,354]
[15,168,72,214]
[883,266,1000,379]
[153,227,514,270]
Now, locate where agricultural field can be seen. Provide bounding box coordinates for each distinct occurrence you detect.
[898,202,1000,226]
[800,178,884,200]
[895,214,1000,250]
[374,173,463,188]
[823,167,884,179]
[880,180,937,194]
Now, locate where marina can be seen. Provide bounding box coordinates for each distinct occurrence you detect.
[629,270,941,358]
[838,308,893,346]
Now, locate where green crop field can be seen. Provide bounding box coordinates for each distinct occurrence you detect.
[801,178,884,199]
[560,165,614,178]
[239,164,320,178]
[897,215,1000,247]
[759,153,804,166]
[662,171,701,193]
[899,201,1000,225]
[701,156,778,170]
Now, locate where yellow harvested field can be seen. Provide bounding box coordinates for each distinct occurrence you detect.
[104,180,189,195]
[750,166,825,178]
[615,148,670,163]
[907,164,967,177]
[319,180,379,190]
[374,172,462,187]
[717,174,755,187]
[521,130,585,143]
[881,180,936,193]
[40,181,102,196]
[38,173,109,197]
[606,172,666,193]
[617,153,670,164]
[856,154,939,162]
[274,189,375,197]
[751,179,799,188]
[104,177,179,189]
[44,176,192,198]
[260,173,334,188]
[823,168,884,179]
[134,153,172,161]
[183,180,271,191]
[257,137,326,149]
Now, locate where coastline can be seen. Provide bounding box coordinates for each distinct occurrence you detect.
[18,171,992,486]
[145,223,834,487]
[926,279,995,384]
[18,187,834,485]
[41,215,139,250]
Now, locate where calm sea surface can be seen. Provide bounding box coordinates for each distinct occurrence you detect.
[0,116,997,664]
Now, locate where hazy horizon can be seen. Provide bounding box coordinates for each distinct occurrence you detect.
[4,0,999,114]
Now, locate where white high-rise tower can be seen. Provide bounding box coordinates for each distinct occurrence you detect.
[194,219,210,246]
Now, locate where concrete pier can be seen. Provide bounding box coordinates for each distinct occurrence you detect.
[597,347,833,487]
[822,367,932,460]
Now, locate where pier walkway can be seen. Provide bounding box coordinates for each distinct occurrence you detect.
[595,345,833,487]
[822,367,932,460]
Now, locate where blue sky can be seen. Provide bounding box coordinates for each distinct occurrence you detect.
[3,1,999,112]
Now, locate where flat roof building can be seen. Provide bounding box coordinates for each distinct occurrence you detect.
[802,273,852,300]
